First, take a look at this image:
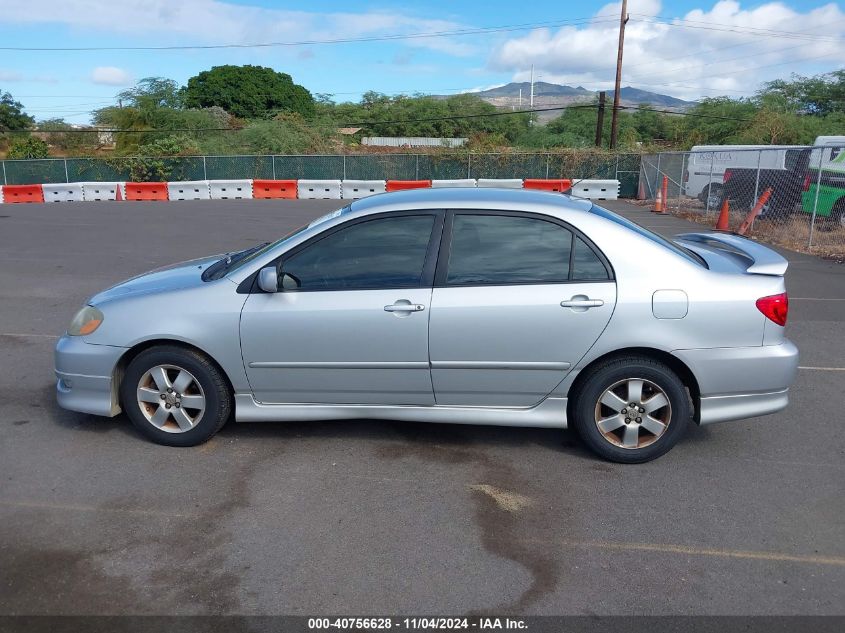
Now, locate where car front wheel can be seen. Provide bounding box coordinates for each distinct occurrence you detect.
[120,345,231,446]
[571,356,691,463]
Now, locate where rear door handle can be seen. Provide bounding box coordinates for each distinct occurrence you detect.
[384,302,425,312]
[560,298,604,309]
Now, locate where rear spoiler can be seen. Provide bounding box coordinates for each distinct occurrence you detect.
[674,232,788,276]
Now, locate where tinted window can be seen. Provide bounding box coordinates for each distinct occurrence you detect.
[283,215,435,290]
[447,214,572,285]
[572,236,609,280]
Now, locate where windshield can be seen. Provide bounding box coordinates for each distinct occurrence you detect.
[201,205,351,281]
[589,204,707,267]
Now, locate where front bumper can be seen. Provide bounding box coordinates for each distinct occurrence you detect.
[55,335,126,417]
[673,341,799,425]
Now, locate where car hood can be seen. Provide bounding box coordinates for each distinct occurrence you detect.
[88,254,223,304]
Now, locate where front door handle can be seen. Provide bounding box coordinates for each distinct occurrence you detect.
[561,297,604,310]
[384,302,425,313]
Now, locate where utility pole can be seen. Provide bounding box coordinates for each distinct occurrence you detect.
[519,88,522,109]
[595,91,606,147]
[529,64,534,108]
[610,0,628,149]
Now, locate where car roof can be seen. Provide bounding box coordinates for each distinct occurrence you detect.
[348,187,595,216]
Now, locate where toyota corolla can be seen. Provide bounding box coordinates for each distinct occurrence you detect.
[55,188,798,462]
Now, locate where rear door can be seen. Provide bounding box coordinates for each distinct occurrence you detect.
[428,211,616,408]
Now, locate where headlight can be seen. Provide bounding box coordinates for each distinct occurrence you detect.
[68,305,104,336]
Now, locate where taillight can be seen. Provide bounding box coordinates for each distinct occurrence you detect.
[802,174,810,191]
[723,169,732,183]
[756,293,788,326]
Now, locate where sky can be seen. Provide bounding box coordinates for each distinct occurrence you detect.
[0,0,843,124]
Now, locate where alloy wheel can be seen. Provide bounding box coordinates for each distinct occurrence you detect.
[593,378,672,449]
[136,364,206,433]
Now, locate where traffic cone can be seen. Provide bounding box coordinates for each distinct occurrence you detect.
[652,185,664,213]
[115,182,123,201]
[737,188,773,236]
[715,198,730,230]
[652,175,668,213]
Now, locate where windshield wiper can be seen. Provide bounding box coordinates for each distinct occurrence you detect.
[202,242,270,281]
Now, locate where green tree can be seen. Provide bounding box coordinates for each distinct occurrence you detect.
[38,118,99,154]
[8,136,49,158]
[184,65,314,119]
[760,70,845,116]
[670,97,758,146]
[0,90,34,131]
[117,77,185,110]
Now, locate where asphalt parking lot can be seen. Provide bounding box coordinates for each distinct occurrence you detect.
[0,197,843,616]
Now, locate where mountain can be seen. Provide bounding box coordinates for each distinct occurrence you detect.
[461,82,695,122]
[611,87,691,108]
[474,81,593,99]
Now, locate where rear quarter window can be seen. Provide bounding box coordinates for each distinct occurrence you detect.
[588,204,707,267]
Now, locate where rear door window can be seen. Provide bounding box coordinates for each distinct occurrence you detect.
[444,213,610,285]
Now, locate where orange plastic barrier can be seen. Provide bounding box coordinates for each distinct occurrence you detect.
[2,184,45,203]
[252,179,298,199]
[124,182,168,201]
[523,179,572,193]
[385,180,432,192]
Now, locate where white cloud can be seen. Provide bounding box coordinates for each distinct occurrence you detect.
[0,0,473,57]
[91,66,132,86]
[0,70,24,81]
[490,1,845,101]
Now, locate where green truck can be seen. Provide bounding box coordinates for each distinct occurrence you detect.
[801,136,845,228]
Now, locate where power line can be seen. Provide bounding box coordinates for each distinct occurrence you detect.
[0,17,618,51]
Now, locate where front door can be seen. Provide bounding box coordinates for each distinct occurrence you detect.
[429,212,616,407]
[240,212,440,405]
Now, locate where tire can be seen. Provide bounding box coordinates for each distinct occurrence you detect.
[704,185,724,212]
[831,199,845,230]
[120,345,232,447]
[570,356,691,463]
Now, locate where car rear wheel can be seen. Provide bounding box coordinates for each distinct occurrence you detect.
[120,345,231,446]
[571,356,691,463]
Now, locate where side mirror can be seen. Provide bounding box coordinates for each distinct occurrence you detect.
[257,266,278,293]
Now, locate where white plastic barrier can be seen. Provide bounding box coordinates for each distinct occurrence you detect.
[431,179,476,188]
[341,180,386,199]
[298,180,342,200]
[43,183,84,203]
[476,179,523,189]
[209,179,253,200]
[81,182,123,201]
[168,181,210,201]
[570,179,620,200]
[85,181,124,201]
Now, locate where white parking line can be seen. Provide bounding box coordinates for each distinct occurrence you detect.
[799,366,845,371]
[790,297,845,301]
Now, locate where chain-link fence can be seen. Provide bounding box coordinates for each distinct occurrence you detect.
[0,152,642,197]
[639,146,845,257]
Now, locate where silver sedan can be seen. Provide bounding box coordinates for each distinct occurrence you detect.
[55,188,798,462]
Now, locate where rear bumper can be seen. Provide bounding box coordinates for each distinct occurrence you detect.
[55,335,126,417]
[673,341,798,425]
[698,389,789,425]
